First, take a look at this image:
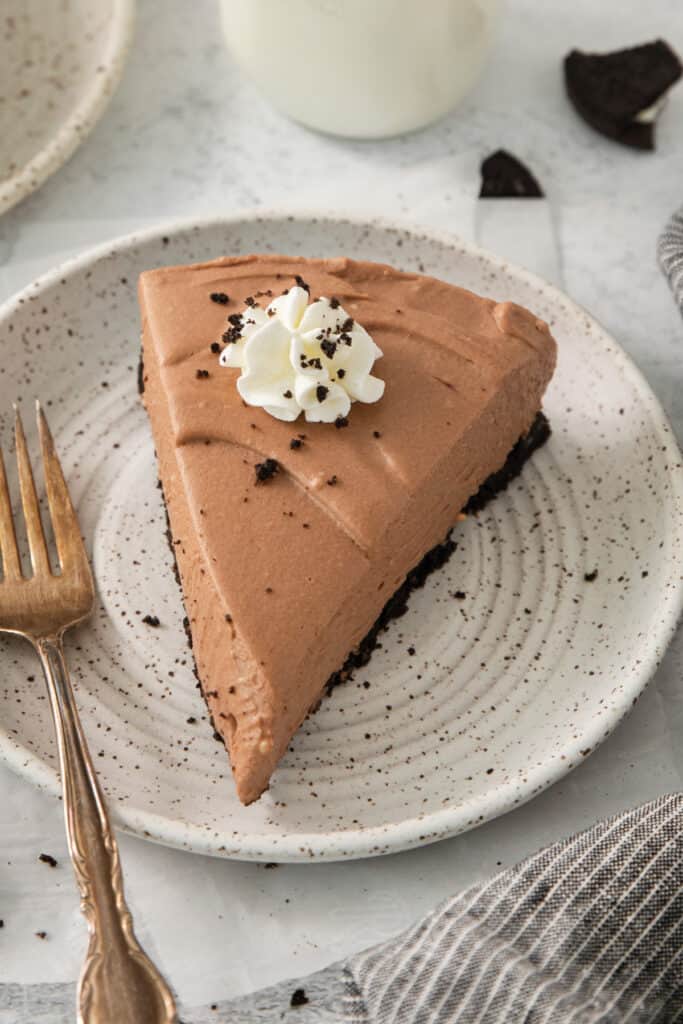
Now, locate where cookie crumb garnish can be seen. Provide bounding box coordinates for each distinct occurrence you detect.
[210,342,221,354]
[222,313,244,345]
[196,369,210,379]
[210,292,230,305]
[334,416,349,429]
[38,853,57,868]
[584,569,598,582]
[290,988,309,1008]
[316,385,329,403]
[254,458,279,484]
[142,614,160,627]
[327,475,338,486]
[35,931,47,940]
[329,297,340,309]
[290,438,303,450]
[294,274,310,293]
[373,430,382,439]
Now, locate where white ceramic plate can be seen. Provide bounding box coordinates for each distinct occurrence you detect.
[0,0,135,216]
[0,213,682,862]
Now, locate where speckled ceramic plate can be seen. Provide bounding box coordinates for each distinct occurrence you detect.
[0,213,682,862]
[0,0,135,216]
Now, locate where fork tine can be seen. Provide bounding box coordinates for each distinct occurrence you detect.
[14,406,51,577]
[37,402,89,575]
[0,447,21,579]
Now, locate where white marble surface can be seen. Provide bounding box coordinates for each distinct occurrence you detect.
[1,0,683,1010]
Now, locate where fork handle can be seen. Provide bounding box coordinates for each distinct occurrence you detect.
[37,636,177,1024]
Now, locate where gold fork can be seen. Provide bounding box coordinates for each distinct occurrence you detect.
[0,404,177,1024]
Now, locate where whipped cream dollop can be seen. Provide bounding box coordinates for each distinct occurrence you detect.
[218,286,385,423]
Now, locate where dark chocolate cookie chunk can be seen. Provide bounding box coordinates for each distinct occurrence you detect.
[479,150,544,198]
[564,39,682,150]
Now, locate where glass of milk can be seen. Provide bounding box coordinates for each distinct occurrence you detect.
[220,0,500,139]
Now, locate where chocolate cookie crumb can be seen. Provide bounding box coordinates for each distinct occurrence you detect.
[290,988,309,1008]
[316,385,329,403]
[290,438,303,450]
[35,931,47,940]
[223,314,244,344]
[255,458,279,484]
[453,590,466,600]
[480,149,544,198]
[283,389,293,399]
[373,430,382,439]
[584,569,598,582]
[196,369,210,379]
[210,342,221,354]
[210,292,230,305]
[334,416,349,429]
[327,475,338,486]
[329,297,340,309]
[294,274,310,293]
[142,614,160,627]
[337,368,346,379]
[38,853,57,868]
[187,716,197,724]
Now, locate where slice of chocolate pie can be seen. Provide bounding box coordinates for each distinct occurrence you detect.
[138,255,557,804]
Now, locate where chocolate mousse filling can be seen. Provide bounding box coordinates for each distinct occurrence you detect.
[323,410,550,694]
[141,354,549,720]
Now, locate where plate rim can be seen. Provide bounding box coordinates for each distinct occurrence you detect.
[0,0,136,216]
[1,208,682,862]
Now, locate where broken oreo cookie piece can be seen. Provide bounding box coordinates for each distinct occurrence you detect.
[564,39,682,150]
[479,150,544,198]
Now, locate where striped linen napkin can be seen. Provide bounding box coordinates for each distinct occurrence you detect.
[659,206,683,316]
[5,794,682,1023]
